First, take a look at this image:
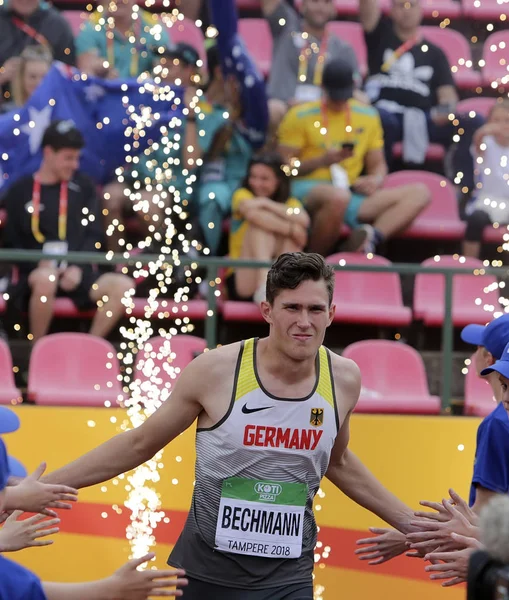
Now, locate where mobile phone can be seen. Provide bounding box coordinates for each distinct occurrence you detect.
[342,142,355,150]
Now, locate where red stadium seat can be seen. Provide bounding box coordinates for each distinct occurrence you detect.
[464,354,497,416]
[133,334,206,400]
[0,340,22,406]
[326,21,367,77]
[419,0,462,18]
[166,17,207,65]
[463,0,508,21]
[62,10,86,36]
[421,26,481,89]
[222,300,265,322]
[392,141,445,161]
[326,253,412,326]
[413,256,499,327]
[383,171,465,240]
[456,96,497,118]
[238,18,272,76]
[482,31,509,86]
[129,297,209,320]
[342,340,441,414]
[28,333,124,407]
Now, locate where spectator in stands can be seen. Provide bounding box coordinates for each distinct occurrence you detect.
[0,0,74,106]
[3,120,134,341]
[2,45,52,113]
[103,42,202,252]
[261,0,362,129]
[226,152,309,303]
[359,0,483,191]
[196,44,253,254]
[278,57,429,256]
[76,0,170,80]
[463,100,509,258]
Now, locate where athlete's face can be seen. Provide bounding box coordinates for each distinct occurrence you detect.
[498,374,509,413]
[261,279,335,361]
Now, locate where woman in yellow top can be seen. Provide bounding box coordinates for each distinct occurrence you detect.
[227,153,310,304]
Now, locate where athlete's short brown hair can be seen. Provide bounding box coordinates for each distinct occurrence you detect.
[266,252,335,306]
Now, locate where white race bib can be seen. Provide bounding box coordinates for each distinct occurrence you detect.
[215,477,307,559]
[294,84,322,104]
[330,164,350,191]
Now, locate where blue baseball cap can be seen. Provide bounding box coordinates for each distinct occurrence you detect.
[0,437,9,491]
[461,314,509,360]
[481,341,509,378]
[0,406,20,434]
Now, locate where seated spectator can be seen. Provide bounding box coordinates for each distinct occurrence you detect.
[196,44,253,254]
[3,120,134,341]
[0,0,74,105]
[76,0,170,80]
[278,57,430,255]
[359,0,483,191]
[463,100,509,258]
[262,0,362,130]
[2,45,52,112]
[226,152,309,303]
[103,42,202,252]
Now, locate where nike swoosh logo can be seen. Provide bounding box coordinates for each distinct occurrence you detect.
[241,404,274,414]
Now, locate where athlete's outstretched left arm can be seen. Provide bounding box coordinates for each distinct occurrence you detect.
[325,358,415,534]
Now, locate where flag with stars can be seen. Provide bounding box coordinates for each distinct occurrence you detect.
[0,62,184,191]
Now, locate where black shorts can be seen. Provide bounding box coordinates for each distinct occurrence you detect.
[9,266,100,312]
[184,577,313,600]
[225,274,253,302]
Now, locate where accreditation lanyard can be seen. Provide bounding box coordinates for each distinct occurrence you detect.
[11,16,50,48]
[297,33,329,86]
[320,100,352,149]
[31,178,68,244]
[106,16,142,77]
[381,34,420,72]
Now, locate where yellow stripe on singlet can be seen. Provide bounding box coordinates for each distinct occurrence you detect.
[235,338,259,401]
[316,346,335,410]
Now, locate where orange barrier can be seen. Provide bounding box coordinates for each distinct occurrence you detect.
[4,406,482,599]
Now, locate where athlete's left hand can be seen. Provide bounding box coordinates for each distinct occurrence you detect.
[352,175,383,196]
[424,543,480,587]
[59,266,83,292]
[355,527,407,565]
[409,500,478,544]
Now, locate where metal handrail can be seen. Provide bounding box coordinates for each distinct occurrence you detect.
[0,249,503,411]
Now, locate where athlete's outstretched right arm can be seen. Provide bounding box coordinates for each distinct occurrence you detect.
[42,352,210,489]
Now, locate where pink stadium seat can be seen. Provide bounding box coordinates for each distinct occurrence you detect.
[0,340,22,406]
[133,335,206,399]
[464,354,497,416]
[62,10,86,36]
[238,18,272,76]
[421,26,481,89]
[419,0,462,18]
[326,253,412,326]
[326,21,367,77]
[392,141,445,161]
[222,300,265,322]
[166,17,207,65]
[342,340,441,414]
[129,298,209,320]
[456,96,496,118]
[383,171,465,240]
[28,333,124,407]
[482,31,509,86]
[463,0,508,21]
[414,256,499,327]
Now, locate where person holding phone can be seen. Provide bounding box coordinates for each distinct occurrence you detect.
[278,57,430,255]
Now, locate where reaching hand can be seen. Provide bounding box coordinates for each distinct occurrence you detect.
[424,544,479,587]
[448,489,479,528]
[103,553,188,598]
[5,463,78,514]
[0,511,60,552]
[413,498,452,523]
[59,266,83,293]
[410,499,476,543]
[355,528,408,565]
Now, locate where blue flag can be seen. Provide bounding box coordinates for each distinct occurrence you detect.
[0,62,184,191]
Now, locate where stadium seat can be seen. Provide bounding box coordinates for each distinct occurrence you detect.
[342,340,441,414]
[129,297,209,320]
[222,300,265,322]
[166,17,207,65]
[482,31,509,86]
[456,96,496,118]
[133,334,206,400]
[326,21,367,77]
[0,340,22,406]
[62,10,86,36]
[464,354,497,417]
[421,26,481,89]
[326,253,412,326]
[28,333,124,407]
[463,0,508,21]
[419,0,462,18]
[383,170,465,240]
[392,141,445,161]
[238,18,272,76]
[413,256,500,327]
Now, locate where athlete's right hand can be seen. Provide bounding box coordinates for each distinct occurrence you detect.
[355,527,408,565]
[103,553,188,598]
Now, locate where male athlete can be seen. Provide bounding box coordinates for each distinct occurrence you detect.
[44,252,416,599]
